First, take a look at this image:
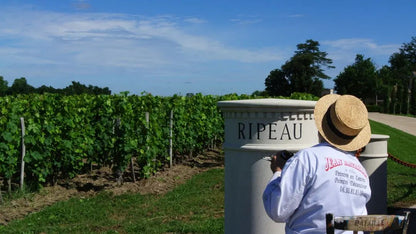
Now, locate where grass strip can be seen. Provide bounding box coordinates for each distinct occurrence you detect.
[370,120,416,207]
[0,168,225,233]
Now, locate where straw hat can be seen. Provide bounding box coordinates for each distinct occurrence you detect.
[314,94,371,151]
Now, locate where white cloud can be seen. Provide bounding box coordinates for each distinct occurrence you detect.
[230,18,263,25]
[0,8,282,72]
[0,47,64,65]
[184,17,206,24]
[230,15,263,25]
[318,38,402,84]
[0,7,287,94]
[287,14,304,18]
[322,38,400,61]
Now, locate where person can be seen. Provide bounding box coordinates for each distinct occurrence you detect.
[263,94,372,233]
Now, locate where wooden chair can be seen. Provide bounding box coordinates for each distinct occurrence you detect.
[326,212,410,234]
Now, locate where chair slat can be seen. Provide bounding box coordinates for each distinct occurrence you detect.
[326,212,410,234]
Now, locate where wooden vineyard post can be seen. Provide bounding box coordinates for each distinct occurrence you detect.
[114,118,123,185]
[20,117,26,191]
[169,110,173,168]
[211,108,214,150]
[145,112,150,152]
[130,157,136,182]
[0,177,3,203]
[130,114,136,182]
[145,112,149,128]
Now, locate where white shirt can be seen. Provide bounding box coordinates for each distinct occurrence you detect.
[263,142,371,233]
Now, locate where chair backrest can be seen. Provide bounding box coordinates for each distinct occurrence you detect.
[326,212,410,234]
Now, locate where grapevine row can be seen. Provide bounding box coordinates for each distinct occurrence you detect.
[0,93,227,189]
[0,92,315,190]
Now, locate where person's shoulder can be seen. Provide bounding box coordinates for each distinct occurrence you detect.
[295,142,339,163]
[298,142,356,162]
[298,142,334,155]
[289,143,330,171]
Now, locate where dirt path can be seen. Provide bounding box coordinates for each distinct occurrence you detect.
[0,149,224,225]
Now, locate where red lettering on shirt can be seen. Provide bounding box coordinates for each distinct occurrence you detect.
[325,157,343,171]
[325,157,368,178]
[343,160,368,178]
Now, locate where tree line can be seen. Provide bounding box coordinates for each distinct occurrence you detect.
[0,77,111,96]
[262,37,416,115]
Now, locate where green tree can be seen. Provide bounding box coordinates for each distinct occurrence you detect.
[400,36,416,69]
[251,90,268,97]
[36,85,60,94]
[334,54,377,102]
[283,39,334,96]
[89,85,111,95]
[63,81,89,95]
[63,81,111,95]
[391,37,416,115]
[7,77,35,95]
[265,39,334,96]
[377,65,395,112]
[264,69,290,96]
[0,76,8,96]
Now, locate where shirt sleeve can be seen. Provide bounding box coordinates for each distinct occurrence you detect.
[262,155,309,223]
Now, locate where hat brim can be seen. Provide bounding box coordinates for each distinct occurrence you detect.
[314,94,371,151]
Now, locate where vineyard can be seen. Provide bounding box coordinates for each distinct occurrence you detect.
[0,92,316,194]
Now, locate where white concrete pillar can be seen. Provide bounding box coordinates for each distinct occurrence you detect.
[358,134,390,214]
[218,98,319,234]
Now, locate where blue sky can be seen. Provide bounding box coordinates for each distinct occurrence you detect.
[0,0,415,95]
